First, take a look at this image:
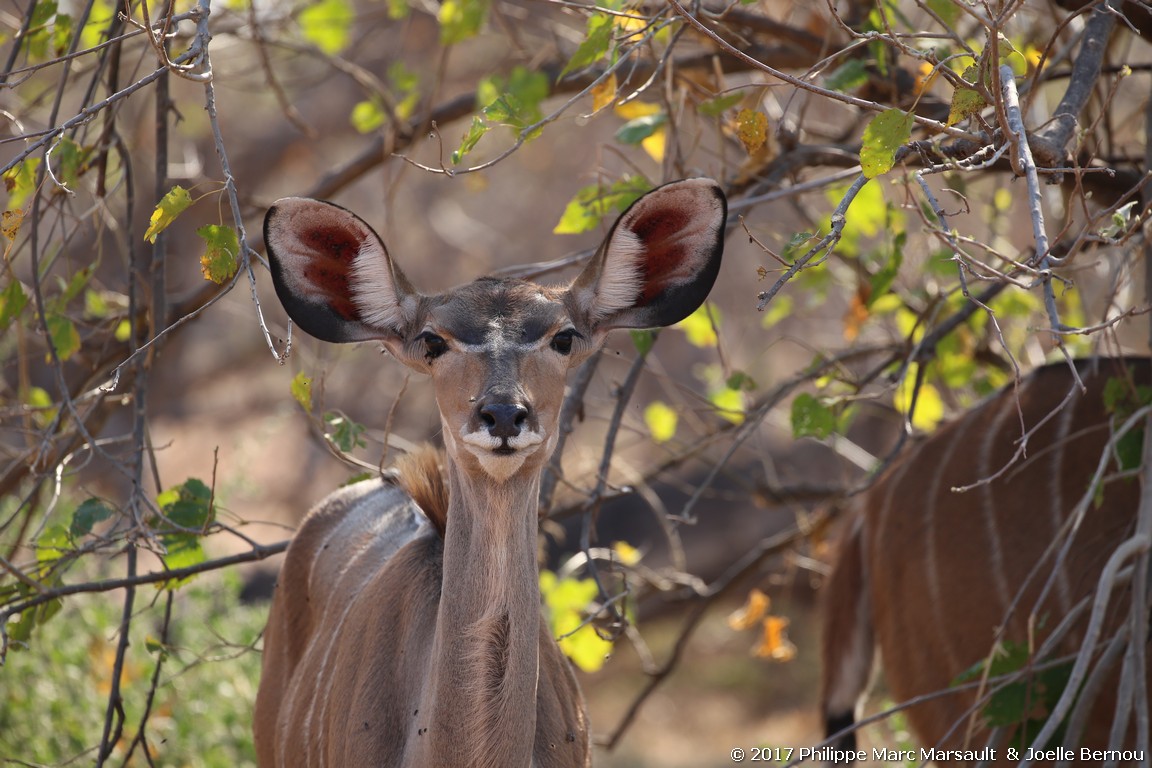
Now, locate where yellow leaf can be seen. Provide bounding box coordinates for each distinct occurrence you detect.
[753,615,797,661]
[710,387,745,425]
[894,365,945,432]
[591,73,617,113]
[614,100,662,120]
[915,61,939,95]
[736,108,768,154]
[728,588,770,631]
[612,541,641,566]
[676,303,720,347]
[643,400,678,444]
[640,128,665,162]
[615,12,646,44]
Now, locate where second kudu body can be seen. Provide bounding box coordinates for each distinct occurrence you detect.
[821,358,1151,763]
[253,179,727,767]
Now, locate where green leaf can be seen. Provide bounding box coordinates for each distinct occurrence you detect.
[325,413,367,452]
[70,498,114,538]
[388,61,421,121]
[698,92,743,118]
[825,59,869,92]
[51,137,85,188]
[761,294,793,328]
[386,0,409,19]
[860,108,914,178]
[0,279,29,333]
[439,0,489,44]
[299,0,354,55]
[478,67,549,131]
[153,478,214,587]
[791,393,836,439]
[46,314,81,361]
[36,524,72,565]
[291,372,313,414]
[561,13,614,77]
[156,478,215,531]
[351,99,385,134]
[196,225,240,284]
[726,370,757,391]
[927,0,961,28]
[947,66,986,126]
[629,329,655,356]
[867,231,905,306]
[643,401,678,444]
[3,158,41,210]
[452,116,491,165]
[144,185,193,244]
[553,177,650,234]
[615,113,667,145]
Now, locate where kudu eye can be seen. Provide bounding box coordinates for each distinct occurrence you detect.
[550,329,579,356]
[419,332,448,361]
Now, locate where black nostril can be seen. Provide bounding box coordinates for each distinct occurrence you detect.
[479,403,529,439]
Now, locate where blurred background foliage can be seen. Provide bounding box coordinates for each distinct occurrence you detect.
[1,0,1150,764]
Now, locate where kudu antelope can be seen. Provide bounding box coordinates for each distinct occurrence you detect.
[820,358,1151,763]
[253,179,726,767]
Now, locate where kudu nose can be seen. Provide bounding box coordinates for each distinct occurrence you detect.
[478,402,529,439]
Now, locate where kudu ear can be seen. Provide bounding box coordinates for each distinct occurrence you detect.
[569,178,726,331]
[264,197,419,343]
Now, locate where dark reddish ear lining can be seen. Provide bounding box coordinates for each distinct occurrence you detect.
[571,178,726,331]
[264,197,413,344]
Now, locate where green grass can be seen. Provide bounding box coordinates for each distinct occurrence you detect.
[1,569,268,767]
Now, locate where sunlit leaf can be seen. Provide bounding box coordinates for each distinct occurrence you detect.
[860,108,914,178]
[736,108,768,154]
[590,73,617,113]
[439,0,489,44]
[894,367,945,431]
[612,541,641,566]
[3,158,41,210]
[291,372,313,414]
[540,570,614,673]
[196,225,240,284]
[727,588,769,631]
[299,0,354,55]
[144,185,193,244]
[553,177,650,234]
[760,294,793,328]
[640,128,666,162]
[709,387,745,424]
[36,524,72,565]
[614,100,662,120]
[351,99,385,133]
[675,303,719,347]
[561,12,614,77]
[452,116,490,164]
[753,615,797,661]
[643,401,678,444]
[947,66,986,127]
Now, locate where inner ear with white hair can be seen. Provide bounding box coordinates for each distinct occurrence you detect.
[568,177,726,333]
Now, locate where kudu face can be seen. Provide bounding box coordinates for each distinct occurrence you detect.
[263,179,727,484]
